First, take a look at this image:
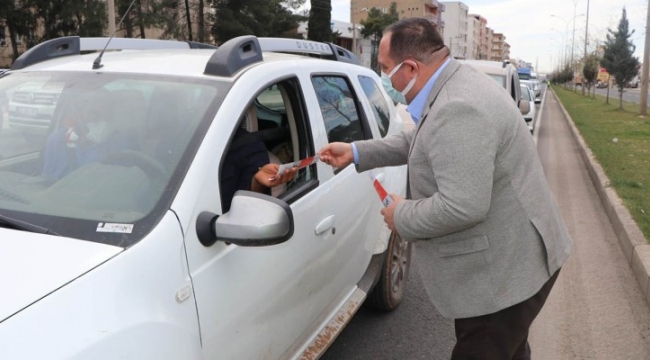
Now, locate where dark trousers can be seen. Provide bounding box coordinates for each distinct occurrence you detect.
[451,269,561,360]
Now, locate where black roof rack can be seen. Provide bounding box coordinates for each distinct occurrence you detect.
[12,37,81,70]
[11,35,360,77]
[203,36,359,77]
[11,36,214,70]
[204,36,263,77]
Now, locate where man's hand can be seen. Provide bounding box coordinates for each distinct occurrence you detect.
[251,163,297,193]
[318,142,354,168]
[380,194,404,232]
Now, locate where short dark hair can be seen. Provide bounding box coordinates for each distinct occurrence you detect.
[385,18,445,65]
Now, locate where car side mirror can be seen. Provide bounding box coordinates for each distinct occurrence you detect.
[518,99,530,115]
[196,191,294,247]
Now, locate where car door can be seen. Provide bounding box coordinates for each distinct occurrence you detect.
[181,68,355,360]
[301,71,386,298]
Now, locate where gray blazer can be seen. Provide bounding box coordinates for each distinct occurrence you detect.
[355,58,573,319]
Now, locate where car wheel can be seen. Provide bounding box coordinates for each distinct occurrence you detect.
[365,231,412,311]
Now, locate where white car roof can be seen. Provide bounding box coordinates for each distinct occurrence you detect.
[458,59,515,75]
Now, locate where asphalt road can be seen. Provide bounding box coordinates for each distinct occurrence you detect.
[586,86,648,107]
[322,88,650,359]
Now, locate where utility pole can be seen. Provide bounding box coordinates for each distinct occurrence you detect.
[641,0,650,115]
[449,36,453,58]
[571,0,578,90]
[107,0,116,36]
[351,0,357,57]
[583,0,590,95]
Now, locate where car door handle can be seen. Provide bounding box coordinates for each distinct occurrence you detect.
[315,215,335,235]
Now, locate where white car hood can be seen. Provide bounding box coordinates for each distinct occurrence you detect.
[0,228,122,322]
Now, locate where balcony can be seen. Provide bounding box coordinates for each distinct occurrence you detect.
[424,14,437,23]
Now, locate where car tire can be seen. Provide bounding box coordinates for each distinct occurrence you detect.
[365,231,412,311]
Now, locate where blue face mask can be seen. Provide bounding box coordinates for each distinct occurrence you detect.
[381,72,407,105]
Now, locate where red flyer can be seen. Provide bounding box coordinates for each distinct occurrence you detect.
[274,154,320,179]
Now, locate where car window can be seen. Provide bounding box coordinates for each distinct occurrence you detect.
[0,71,228,246]
[220,78,318,212]
[487,74,506,88]
[357,75,390,138]
[520,86,531,101]
[311,76,367,143]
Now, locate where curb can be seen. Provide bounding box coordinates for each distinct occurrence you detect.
[552,88,650,308]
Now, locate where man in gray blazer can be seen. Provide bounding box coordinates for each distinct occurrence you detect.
[319,18,573,359]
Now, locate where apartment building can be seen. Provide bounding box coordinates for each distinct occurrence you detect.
[490,32,510,61]
[441,1,468,59]
[352,0,445,35]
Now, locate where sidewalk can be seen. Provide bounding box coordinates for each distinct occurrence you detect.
[551,88,650,309]
[529,89,650,359]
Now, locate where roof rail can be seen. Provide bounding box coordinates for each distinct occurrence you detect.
[203,36,359,77]
[258,38,358,65]
[204,36,263,77]
[12,37,81,70]
[11,36,216,70]
[12,35,359,75]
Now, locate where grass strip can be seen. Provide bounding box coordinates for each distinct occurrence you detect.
[553,85,650,243]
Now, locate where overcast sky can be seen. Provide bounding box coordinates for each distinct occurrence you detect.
[327,0,648,73]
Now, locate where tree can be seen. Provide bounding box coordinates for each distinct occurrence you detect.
[114,0,177,39]
[360,3,398,73]
[601,8,640,110]
[582,53,599,97]
[0,0,34,62]
[211,0,305,44]
[307,0,330,42]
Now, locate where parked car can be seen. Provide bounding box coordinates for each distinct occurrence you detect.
[521,79,541,102]
[7,79,63,143]
[520,84,536,133]
[0,36,411,360]
[459,59,530,115]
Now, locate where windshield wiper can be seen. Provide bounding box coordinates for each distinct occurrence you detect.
[0,213,59,236]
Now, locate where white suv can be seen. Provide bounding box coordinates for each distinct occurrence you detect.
[0,36,409,360]
[458,59,530,115]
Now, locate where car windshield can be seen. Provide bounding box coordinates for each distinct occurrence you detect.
[0,71,228,247]
[487,74,506,88]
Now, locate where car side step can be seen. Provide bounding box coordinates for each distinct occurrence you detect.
[299,288,367,360]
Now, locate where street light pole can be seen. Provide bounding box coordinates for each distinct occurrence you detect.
[449,36,453,58]
[551,15,569,66]
[640,0,650,115]
[582,0,590,96]
[107,0,116,36]
[352,25,357,57]
[571,1,577,80]
[351,0,357,57]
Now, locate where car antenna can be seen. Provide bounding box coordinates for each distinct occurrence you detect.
[93,0,137,70]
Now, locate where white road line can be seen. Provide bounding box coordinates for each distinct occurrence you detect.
[533,87,548,145]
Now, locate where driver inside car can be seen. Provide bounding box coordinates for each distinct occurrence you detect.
[42,93,138,180]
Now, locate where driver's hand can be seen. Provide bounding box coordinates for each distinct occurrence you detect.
[251,163,297,193]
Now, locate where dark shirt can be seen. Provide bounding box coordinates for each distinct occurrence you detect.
[220,128,270,212]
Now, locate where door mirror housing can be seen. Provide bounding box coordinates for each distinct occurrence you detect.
[518,98,530,115]
[196,191,294,247]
